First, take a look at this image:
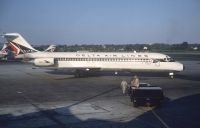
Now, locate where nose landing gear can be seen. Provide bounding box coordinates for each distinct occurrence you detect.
[169,72,174,79]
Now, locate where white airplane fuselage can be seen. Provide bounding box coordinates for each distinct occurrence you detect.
[3,33,184,77]
[21,51,184,73]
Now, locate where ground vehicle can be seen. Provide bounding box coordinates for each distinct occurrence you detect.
[128,83,164,107]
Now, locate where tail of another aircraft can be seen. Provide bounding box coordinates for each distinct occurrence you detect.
[3,33,38,55]
[0,44,8,57]
[1,43,8,51]
[44,45,56,52]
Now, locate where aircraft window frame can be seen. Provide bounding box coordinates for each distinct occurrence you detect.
[56,57,155,62]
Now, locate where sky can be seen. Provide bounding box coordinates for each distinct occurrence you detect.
[0,0,200,45]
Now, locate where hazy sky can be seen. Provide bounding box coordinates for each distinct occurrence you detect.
[0,0,200,45]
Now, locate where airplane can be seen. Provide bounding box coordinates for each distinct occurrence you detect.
[0,44,8,58]
[2,33,184,78]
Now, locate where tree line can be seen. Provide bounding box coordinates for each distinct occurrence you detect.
[34,42,200,52]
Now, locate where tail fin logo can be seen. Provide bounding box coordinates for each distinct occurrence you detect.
[7,42,20,55]
[9,41,36,54]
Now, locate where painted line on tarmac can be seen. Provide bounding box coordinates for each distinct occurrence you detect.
[151,110,170,128]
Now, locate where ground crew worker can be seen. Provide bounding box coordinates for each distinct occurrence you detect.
[130,75,140,88]
[120,80,128,94]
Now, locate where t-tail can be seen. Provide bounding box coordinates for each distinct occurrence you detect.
[3,33,38,55]
[2,33,56,55]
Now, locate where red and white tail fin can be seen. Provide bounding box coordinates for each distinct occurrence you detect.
[3,33,38,54]
[7,42,21,55]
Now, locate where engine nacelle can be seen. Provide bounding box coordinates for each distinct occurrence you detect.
[34,58,54,67]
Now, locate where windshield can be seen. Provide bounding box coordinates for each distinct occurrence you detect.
[164,56,175,62]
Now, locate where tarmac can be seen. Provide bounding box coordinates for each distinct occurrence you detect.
[0,60,200,128]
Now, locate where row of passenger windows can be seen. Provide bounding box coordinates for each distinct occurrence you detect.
[55,58,152,62]
[76,54,148,58]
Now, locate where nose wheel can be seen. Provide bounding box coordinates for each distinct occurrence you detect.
[169,72,174,79]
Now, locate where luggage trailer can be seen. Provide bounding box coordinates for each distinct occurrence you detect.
[128,83,164,107]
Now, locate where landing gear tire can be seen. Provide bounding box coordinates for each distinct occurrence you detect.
[133,98,138,107]
[169,72,174,79]
[75,70,82,78]
[75,72,80,78]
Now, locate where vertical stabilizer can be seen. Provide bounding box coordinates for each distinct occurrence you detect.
[3,33,38,53]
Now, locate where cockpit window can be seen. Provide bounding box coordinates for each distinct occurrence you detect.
[164,57,175,62]
[168,58,175,62]
[153,57,175,63]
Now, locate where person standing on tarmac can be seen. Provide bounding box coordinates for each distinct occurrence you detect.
[120,75,140,95]
[120,80,128,94]
[130,75,140,88]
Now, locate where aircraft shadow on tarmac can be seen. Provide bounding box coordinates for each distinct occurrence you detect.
[0,93,200,128]
[46,69,200,82]
[46,69,171,78]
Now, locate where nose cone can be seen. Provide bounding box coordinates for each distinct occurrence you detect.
[177,62,184,72]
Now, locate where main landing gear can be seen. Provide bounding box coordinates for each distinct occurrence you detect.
[75,69,90,78]
[75,70,84,77]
